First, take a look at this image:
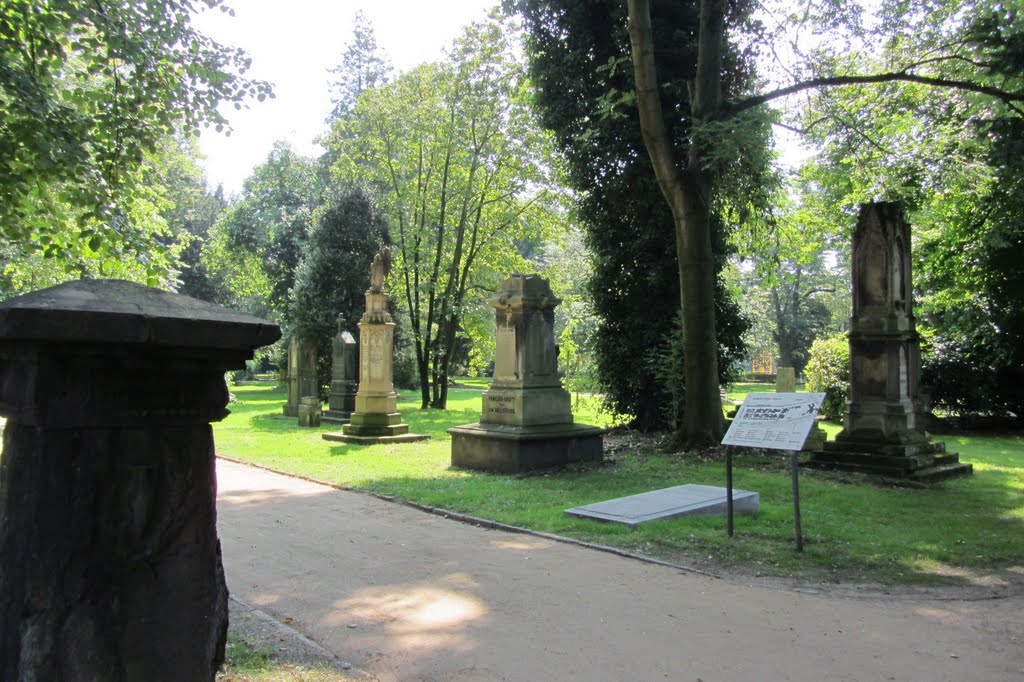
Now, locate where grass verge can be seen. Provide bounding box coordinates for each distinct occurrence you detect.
[218,633,349,681]
[215,382,1024,587]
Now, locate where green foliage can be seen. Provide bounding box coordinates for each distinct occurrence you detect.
[205,142,324,319]
[796,6,1024,419]
[287,186,388,398]
[327,10,562,408]
[804,333,850,421]
[325,10,391,124]
[516,0,754,430]
[0,0,272,283]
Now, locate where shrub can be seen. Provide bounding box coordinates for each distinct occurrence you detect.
[805,333,849,421]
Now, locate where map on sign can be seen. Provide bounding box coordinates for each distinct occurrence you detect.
[722,392,826,450]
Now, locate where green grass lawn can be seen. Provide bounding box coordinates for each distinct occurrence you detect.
[215,382,1024,587]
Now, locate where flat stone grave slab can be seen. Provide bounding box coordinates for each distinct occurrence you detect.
[564,484,759,527]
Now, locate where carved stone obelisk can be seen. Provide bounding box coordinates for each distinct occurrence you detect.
[449,274,603,473]
[810,202,971,480]
[322,249,428,444]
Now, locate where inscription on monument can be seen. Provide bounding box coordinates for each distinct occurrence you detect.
[495,325,516,379]
[484,394,519,416]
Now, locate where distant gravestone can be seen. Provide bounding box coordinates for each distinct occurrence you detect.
[283,336,317,417]
[298,396,322,427]
[775,366,796,393]
[810,203,971,480]
[0,279,279,681]
[323,316,358,425]
[323,248,428,444]
[449,274,603,473]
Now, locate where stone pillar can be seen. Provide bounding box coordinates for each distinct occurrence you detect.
[449,274,603,473]
[810,203,971,480]
[323,249,428,444]
[283,336,318,417]
[0,279,280,681]
[323,317,358,424]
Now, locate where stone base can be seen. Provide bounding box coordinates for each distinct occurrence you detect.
[321,411,430,444]
[282,404,299,418]
[808,439,973,481]
[322,431,431,445]
[321,409,353,425]
[449,422,604,474]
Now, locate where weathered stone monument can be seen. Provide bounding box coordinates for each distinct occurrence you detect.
[810,202,971,480]
[0,279,279,681]
[322,316,358,425]
[298,396,322,427]
[323,248,428,444]
[776,366,796,393]
[282,335,318,417]
[449,274,603,473]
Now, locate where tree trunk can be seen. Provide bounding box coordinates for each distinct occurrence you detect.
[628,0,726,446]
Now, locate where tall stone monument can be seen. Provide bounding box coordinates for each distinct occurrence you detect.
[449,274,603,473]
[0,279,279,681]
[282,335,318,417]
[322,315,358,425]
[810,203,971,480]
[323,248,428,444]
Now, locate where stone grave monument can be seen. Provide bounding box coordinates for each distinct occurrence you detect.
[323,248,428,444]
[0,279,279,681]
[776,366,796,393]
[322,316,358,425]
[449,274,603,473]
[282,335,317,418]
[810,202,971,480]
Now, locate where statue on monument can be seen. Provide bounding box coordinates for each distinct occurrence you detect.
[369,246,392,293]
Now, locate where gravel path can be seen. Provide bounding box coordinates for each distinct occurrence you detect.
[216,458,1024,682]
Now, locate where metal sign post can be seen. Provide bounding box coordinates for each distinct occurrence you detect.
[721,392,825,551]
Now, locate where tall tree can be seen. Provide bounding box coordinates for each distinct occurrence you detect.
[325,10,392,124]
[287,186,389,396]
[328,11,560,409]
[204,141,323,319]
[516,0,754,433]
[0,0,271,283]
[626,0,1024,444]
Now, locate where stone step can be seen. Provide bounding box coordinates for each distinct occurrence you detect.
[908,461,974,482]
[807,448,970,480]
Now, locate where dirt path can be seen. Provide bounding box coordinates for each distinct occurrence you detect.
[216,459,1024,682]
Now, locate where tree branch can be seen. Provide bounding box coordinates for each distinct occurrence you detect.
[729,72,1024,116]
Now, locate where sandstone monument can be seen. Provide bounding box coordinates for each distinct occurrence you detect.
[0,279,279,681]
[282,335,317,418]
[322,317,358,425]
[810,202,971,480]
[323,248,427,444]
[449,274,603,473]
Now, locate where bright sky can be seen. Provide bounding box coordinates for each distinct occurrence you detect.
[194,0,496,196]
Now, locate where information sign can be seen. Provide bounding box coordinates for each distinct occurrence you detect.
[722,392,826,450]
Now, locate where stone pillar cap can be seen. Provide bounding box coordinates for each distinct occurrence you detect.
[489,274,562,310]
[0,279,280,350]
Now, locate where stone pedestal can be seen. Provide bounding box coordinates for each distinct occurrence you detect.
[323,252,428,445]
[776,367,796,393]
[282,336,318,417]
[450,274,603,473]
[809,203,971,480]
[0,279,279,681]
[323,320,358,424]
[298,396,322,427]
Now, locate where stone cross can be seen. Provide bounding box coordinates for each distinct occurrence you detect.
[0,279,279,681]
